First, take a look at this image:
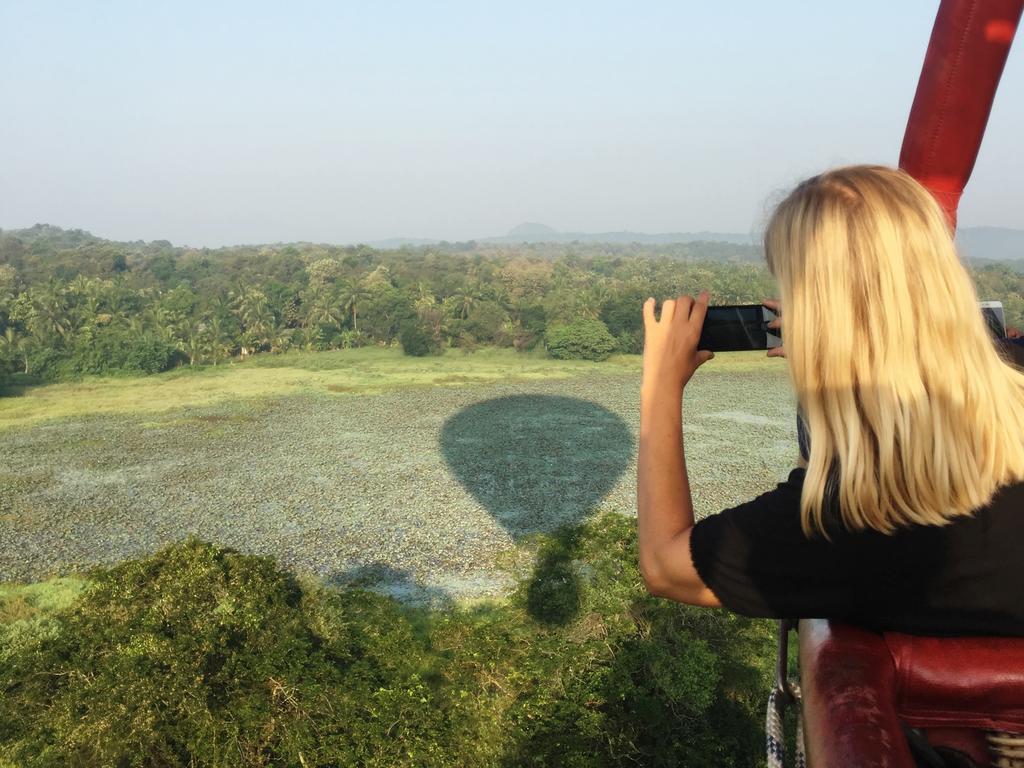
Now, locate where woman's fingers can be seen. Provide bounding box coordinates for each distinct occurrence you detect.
[768,317,781,330]
[643,297,656,326]
[660,298,676,323]
[671,295,692,325]
[644,292,711,327]
[763,298,781,313]
[690,290,709,324]
[767,347,786,358]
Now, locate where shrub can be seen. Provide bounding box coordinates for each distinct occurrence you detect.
[121,336,180,374]
[544,319,618,361]
[399,321,440,357]
[339,329,368,349]
[0,518,775,767]
[0,539,455,767]
[616,328,643,355]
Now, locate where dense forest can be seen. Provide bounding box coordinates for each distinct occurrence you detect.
[2,224,1022,382]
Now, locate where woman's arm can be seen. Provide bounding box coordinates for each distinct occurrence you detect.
[636,292,721,606]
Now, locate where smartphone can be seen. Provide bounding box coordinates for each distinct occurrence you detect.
[980,300,1006,340]
[698,304,782,352]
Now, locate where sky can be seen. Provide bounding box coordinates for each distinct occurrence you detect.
[1,1,1022,248]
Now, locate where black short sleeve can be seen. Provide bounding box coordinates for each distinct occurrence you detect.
[689,467,1024,635]
[688,468,922,620]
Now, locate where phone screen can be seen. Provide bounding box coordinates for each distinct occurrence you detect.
[698,305,781,352]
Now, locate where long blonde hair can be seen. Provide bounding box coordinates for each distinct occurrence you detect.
[765,165,1024,535]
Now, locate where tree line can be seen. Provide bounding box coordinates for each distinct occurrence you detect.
[1,224,1021,381]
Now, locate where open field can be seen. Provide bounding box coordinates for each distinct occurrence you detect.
[0,348,799,603]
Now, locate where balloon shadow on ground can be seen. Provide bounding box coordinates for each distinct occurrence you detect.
[441,395,633,627]
[439,395,634,539]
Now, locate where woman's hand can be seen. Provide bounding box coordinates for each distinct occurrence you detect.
[641,290,714,395]
[763,298,785,358]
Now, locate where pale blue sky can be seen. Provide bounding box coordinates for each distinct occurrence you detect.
[1,1,1021,247]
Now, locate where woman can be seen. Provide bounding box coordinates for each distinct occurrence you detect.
[636,165,1024,635]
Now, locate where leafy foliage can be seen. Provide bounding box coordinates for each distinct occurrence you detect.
[400,319,442,357]
[0,225,783,382]
[1,224,1022,383]
[0,515,775,767]
[545,319,618,361]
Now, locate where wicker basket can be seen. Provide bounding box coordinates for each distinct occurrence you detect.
[989,731,1024,768]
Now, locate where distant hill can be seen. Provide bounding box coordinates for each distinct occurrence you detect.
[5,222,1023,263]
[366,224,757,249]
[956,227,1024,262]
[365,224,1024,260]
[484,224,757,246]
[506,222,559,238]
[0,223,104,248]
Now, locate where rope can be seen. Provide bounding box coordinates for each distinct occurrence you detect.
[766,683,805,768]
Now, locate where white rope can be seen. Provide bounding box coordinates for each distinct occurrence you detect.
[766,683,806,768]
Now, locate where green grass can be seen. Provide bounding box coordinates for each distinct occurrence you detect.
[0,346,781,431]
[0,577,85,624]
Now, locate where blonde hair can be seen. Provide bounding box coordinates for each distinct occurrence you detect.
[765,165,1024,535]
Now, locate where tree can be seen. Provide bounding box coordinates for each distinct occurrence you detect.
[203,315,233,365]
[230,285,274,356]
[176,318,205,366]
[340,281,371,334]
[0,326,29,374]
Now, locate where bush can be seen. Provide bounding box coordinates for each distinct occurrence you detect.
[339,329,368,349]
[399,321,441,357]
[616,328,643,355]
[0,519,775,767]
[544,318,618,361]
[25,347,76,381]
[121,336,180,374]
[0,539,454,767]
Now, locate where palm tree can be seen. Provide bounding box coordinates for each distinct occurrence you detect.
[230,285,274,355]
[580,283,612,320]
[454,293,476,320]
[203,315,233,365]
[0,326,29,374]
[414,284,443,341]
[176,318,205,366]
[145,302,179,343]
[304,288,342,331]
[340,281,370,334]
[29,282,71,342]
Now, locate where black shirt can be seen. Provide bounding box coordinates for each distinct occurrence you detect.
[689,467,1024,636]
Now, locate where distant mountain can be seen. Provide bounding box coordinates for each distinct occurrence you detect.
[364,224,1024,259]
[506,222,559,237]
[956,227,1024,262]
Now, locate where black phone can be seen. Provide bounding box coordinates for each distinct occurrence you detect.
[698,304,782,352]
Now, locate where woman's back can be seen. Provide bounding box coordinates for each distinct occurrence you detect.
[689,465,1024,636]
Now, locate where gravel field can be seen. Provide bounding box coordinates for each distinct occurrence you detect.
[0,366,798,603]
